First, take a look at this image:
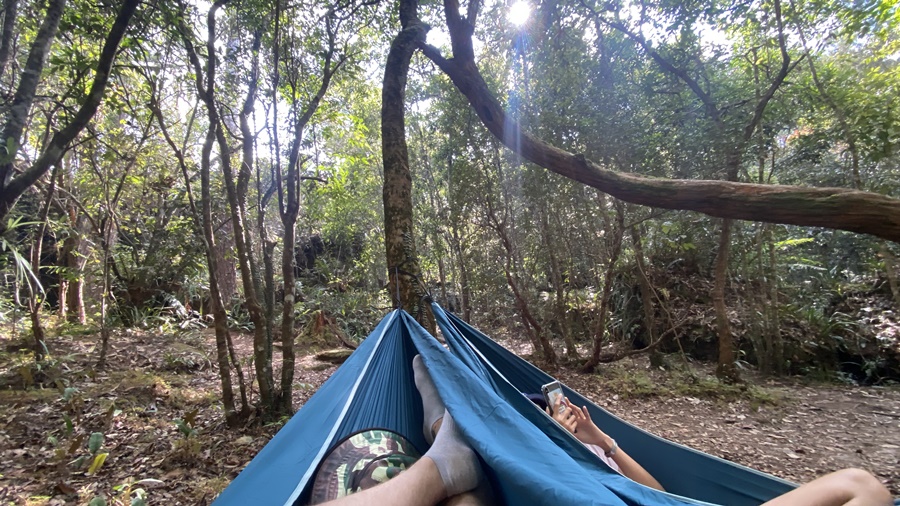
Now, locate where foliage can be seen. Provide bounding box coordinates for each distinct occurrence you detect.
[0,218,43,295]
[46,390,111,476]
[593,364,782,407]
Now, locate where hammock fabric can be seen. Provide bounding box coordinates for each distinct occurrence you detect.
[215,307,805,506]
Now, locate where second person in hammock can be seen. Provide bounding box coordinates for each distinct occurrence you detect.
[526,392,664,491]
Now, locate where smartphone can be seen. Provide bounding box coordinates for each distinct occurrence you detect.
[541,381,564,411]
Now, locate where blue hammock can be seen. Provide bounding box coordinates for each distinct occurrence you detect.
[429,303,799,505]
[214,308,803,505]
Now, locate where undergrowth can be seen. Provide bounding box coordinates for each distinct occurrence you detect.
[594,365,782,408]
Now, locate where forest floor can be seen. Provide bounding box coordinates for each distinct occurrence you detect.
[0,324,897,505]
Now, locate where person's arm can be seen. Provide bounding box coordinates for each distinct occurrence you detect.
[760,468,891,506]
[551,397,664,492]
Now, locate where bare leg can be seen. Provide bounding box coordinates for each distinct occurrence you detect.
[321,456,448,506]
[320,412,484,506]
[441,480,493,506]
[323,358,491,506]
[762,468,891,506]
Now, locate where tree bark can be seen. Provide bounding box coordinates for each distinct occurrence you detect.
[713,219,740,382]
[0,0,18,81]
[271,0,346,413]
[498,220,555,363]
[200,116,243,427]
[0,0,65,186]
[630,221,663,368]
[382,0,433,330]
[217,24,275,415]
[177,0,275,416]
[27,165,58,361]
[798,27,900,311]
[449,226,472,321]
[64,206,87,324]
[766,223,783,374]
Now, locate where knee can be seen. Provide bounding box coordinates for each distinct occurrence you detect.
[835,468,891,505]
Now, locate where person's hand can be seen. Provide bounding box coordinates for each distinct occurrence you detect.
[547,394,577,434]
[570,403,613,451]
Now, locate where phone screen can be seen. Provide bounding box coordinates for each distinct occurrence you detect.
[541,381,564,410]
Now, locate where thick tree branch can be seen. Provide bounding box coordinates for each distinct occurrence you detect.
[0,0,141,226]
[0,0,65,187]
[419,9,900,244]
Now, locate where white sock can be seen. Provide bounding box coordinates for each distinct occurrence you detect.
[424,411,482,497]
[413,355,445,444]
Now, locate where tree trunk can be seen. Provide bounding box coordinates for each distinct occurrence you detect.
[270,0,346,413]
[202,127,244,426]
[261,228,276,379]
[438,256,448,308]
[97,219,113,368]
[0,0,18,79]
[630,221,663,368]
[540,204,577,359]
[583,199,624,372]
[0,0,65,185]
[148,59,246,426]
[799,24,897,313]
[58,174,80,321]
[179,0,274,415]
[189,2,273,415]
[753,224,771,375]
[504,256,554,363]
[27,167,57,361]
[766,223,783,374]
[382,0,433,330]
[751,146,772,375]
[450,226,472,321]
[66,211,86,324]
[713,219,740,383]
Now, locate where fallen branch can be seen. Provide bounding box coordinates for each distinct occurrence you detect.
[594,317,689,363]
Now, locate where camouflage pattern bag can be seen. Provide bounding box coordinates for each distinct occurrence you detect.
[308,429,422,504]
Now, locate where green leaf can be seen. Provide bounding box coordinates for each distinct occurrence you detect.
[72,455,87,468]
[131,488,148,506]
[88,432,104,454]
[63,414,74,436]
[88,497,107,506]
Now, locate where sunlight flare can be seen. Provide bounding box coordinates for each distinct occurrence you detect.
[508,1,531,27]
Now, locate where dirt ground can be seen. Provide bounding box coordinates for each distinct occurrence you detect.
[0,326,897,505]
